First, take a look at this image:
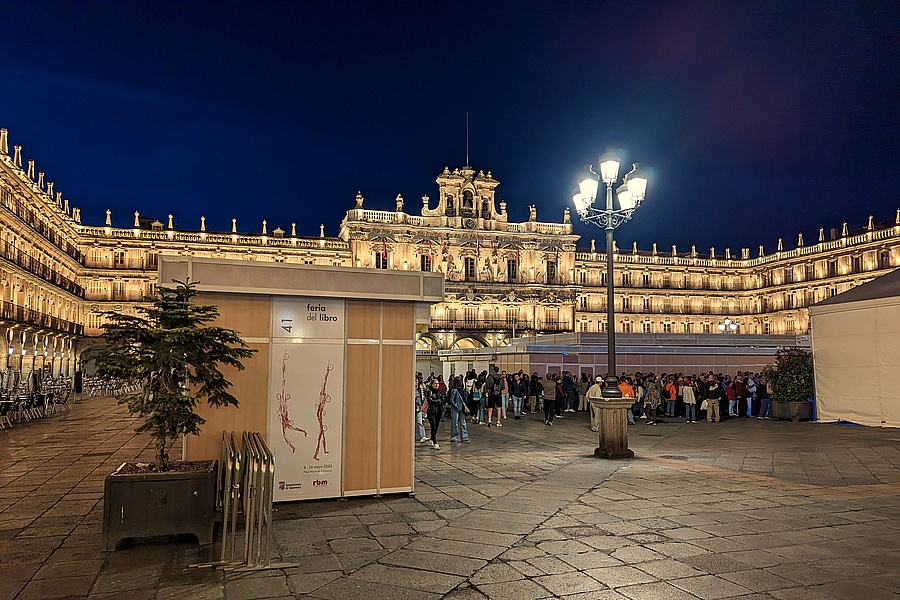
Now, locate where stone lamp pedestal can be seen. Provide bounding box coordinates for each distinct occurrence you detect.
[589,397,635,459]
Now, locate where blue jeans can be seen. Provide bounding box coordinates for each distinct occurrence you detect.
[746,397,754,416]
[759,398,771,417]
[512,395,524,417]
[626,407,635,425]
[416,410,426,439]
[666,400,675,416]
[501,393,510,417]
[685,403,697,421]
[476,395,486,423]
[450,408,469,441]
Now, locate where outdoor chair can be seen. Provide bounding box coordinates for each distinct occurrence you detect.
[0,397,13,428]
[50,389,71,414]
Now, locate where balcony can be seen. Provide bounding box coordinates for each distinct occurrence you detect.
[0,241,85,298]
[428,318,568,333]
[0,300,84,335]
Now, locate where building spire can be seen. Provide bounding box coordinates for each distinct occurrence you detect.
[0,128,7,155]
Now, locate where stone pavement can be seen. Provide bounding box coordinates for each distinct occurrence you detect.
[1,396,899,600]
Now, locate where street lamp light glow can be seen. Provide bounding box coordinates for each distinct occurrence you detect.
[718,317,738,333]
[599,149,620,184]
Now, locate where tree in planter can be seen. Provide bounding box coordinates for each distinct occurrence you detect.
[94,280,256,471]
[764,347,814,402]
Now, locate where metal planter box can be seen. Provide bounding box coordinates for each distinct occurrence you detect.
[102,462,217,551]
[771,400,814,422]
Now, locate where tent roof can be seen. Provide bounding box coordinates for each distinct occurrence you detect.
[815,267,900,307]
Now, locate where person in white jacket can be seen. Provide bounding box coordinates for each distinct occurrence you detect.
[585,376,604,432]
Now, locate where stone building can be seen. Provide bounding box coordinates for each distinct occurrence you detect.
[0,127,897,376]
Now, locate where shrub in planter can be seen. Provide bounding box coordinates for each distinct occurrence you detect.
[94,280,256,548]
[764,347,814,421]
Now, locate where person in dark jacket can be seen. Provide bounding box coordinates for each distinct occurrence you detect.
[509,372,527,420]
[705,376,725,423]
[425,378,447,449]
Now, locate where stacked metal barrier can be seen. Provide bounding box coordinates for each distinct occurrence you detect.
[196,431,295,571]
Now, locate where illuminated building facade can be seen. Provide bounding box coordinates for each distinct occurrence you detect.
[0,127,897,375]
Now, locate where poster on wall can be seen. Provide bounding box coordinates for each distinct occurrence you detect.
[268,297,345,502]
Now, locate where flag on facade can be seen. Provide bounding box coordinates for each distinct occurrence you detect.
[382,238,387,260]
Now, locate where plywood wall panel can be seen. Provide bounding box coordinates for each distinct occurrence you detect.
[197,293,271,339]
[343,344,379,493]
[380,344,414,490]
[382,303,413,341]
[348,300,381,340]
[186,343,270,461]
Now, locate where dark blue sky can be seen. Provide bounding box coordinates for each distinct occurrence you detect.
[1,1,897,252]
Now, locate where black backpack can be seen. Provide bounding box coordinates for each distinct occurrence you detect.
[489,374,503,396]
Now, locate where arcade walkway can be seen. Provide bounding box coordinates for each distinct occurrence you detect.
[1,396,898,599]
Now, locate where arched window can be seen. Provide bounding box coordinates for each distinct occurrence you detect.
[462,190,474,210]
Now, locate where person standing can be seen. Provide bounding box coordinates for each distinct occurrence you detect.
[586,376,604,431]
[510,372,526,420]
[562,371,576,412]
[725,377,737,417]
[746,374,757,417]
[500,370,510,420]
[554,374,565,418]
[541,375,557,425]
[474,370,487,424]
[414,372,429,443]
[757,375,771,419]
[683,377,698,423]
[425,378,447,449]
[734,372,746,417]
[705,376,725,423]
[528,373,542,413]
[448,376,470,443]
[664,376,678,417]
[644,376,662,425]
[485,366,503,427]
[577,373,589,411]
[618,377,636,425]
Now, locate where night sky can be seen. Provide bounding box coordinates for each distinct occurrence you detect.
[1,1,897,253]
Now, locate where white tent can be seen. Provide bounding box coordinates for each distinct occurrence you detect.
[809,268,900,427]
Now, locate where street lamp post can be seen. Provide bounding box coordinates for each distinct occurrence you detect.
[573,149,647,459]
[717,317,738,333]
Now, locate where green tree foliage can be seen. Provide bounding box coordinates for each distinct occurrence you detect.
[94,280,256,470]
[764,347,814,403]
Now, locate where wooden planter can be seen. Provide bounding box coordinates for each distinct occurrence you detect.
[771,400,813,422]
[102,461,217,551]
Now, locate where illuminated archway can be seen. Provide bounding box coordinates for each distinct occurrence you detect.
[451,336,488,350]
[415,334,440,351]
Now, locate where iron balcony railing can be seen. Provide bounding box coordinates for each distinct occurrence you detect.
[0,240,85,298]
[0,300,84,335]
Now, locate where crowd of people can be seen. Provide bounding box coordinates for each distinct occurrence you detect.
[414,367,771,449]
